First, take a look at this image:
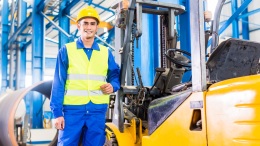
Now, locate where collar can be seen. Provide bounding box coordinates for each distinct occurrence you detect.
[76,37,100,51]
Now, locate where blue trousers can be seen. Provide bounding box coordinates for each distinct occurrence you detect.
[58,101,108,146]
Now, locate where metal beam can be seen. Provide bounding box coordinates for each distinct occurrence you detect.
[238,8,260,19]
[219,8,260,23]
[97,0,110,15]
[46,0,81,30]
[59,0,71,48]
[63,0,81,14]
[1,0,9,93]
[20,0,27,90]
[16,0,27,90]
[218,0,252,39]
[37,0,51,12]
[88,0,93,5]
[46,37,59,44]
[95,34,115,51]
[190,0,207,92]
[46,15,59,30]
[136,0,185,14]
[91,3,115,15]
[104,14,115,22]
[231,0,239,38]
[118,0,136,133]
[241,0,250,40]
[32,0,44,128]
[41,11,71,38]
[6,14,32,49]
[249,27,260,33]
[225,0,231,4]
[22,39,32,50]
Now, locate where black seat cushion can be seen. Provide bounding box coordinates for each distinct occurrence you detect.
[207,38,260,82]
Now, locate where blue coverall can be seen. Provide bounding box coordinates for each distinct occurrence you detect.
[50,38,120,146]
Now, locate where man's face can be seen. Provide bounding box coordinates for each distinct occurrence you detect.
[77,17,98,40]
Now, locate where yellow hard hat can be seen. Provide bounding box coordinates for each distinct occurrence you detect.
[76,6,100,24]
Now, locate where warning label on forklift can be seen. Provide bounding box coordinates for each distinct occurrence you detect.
[190,101,203,109]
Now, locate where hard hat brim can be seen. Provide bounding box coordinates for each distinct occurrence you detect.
[77,16,100,24]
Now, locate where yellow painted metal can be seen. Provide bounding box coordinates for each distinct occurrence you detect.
[127,119,137,143]
[206,75,260,146]
[109,75,260,146]
[105,127,114,141]
[137,119,143,145]
[142,92,207,146]
[106,117,143,146]
[106,123,137,146]
[98,21,114,30]
[127,118,142,145]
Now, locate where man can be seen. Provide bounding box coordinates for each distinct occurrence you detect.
[50,6,120,146]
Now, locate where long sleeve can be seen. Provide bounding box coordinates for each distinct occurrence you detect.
[107,50,120,92]
[50,46,68,118]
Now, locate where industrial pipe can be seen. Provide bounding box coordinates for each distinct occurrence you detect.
[0,80,58,146]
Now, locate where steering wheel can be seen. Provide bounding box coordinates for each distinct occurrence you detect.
[165,48,191,68]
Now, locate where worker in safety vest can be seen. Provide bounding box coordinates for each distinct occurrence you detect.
[50,6,120,146]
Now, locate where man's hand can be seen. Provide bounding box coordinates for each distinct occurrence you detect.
[54,117,65,130]
[100,83,113,94]
[204,10,212,22]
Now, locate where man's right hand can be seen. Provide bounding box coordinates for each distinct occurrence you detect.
[54,117,65,130]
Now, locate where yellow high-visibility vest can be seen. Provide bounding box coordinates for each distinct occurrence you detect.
[63,42,109,105]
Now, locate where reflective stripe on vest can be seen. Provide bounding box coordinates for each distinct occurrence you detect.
[64,42,109,105]
[65,90,104,96]
[67,74,106,82]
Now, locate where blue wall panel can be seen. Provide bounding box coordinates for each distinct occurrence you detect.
[179,0,192,82]
[134,13,159,86]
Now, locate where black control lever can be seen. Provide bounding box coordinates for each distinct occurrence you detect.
[136,67,144,88]
[150,68,165,91]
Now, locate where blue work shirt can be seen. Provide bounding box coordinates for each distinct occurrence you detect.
[50,38,120,118]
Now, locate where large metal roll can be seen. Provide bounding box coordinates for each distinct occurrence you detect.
[0,80,57,146]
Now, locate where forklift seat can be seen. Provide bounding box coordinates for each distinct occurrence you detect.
[207,38,260,82]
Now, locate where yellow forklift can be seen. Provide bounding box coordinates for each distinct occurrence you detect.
[105,0,260,145]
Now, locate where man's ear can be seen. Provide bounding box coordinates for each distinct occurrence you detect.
[77,22,80,30]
